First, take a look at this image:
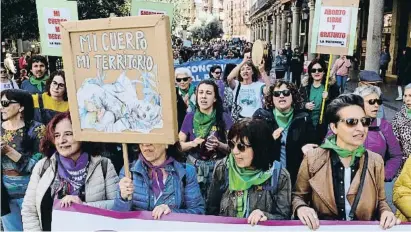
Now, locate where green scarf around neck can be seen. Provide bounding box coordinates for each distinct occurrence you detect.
[320,135,366,166]
[274,108,294,129]
[227,154,272,217]
[407,108,411,119]
[193,109,216,138]
[179,84,195,98]
[29,75,49,92]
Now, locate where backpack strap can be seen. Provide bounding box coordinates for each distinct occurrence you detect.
[376,118,386,143]
[37,93,47,124]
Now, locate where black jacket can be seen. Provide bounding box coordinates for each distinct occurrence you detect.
[253,108,319,187]
[299,83,340,141]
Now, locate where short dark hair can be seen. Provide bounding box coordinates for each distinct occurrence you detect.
[227,118,276,171]
[264,80,302,109]
[1,89,34,124]
[40,112,101,158]
[238,61,259,82]
[46,70,68,101]
[326,94,365,126]
[28,55,48,73]
[209,65,222,77]
[307,58,327,86]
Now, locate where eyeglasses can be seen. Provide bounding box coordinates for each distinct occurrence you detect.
[214,72,221,74]
[338,117,372,127]
[311,68,324,73]
[273,90,291,97]
[1,100,19,107]
[228,140,251,152]
[51,81,65,89]
[176,77,190,83]
[368,98,383,105]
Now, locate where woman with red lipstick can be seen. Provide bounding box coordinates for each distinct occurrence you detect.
[293,94,400,230]
[32,71,69,125]
[300,59,340,141]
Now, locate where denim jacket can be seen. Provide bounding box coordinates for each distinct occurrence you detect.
[113,158,205,214]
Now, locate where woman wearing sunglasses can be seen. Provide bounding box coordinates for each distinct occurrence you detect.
[353,86,403,210]
[1,65,19,91]
[179,80,233,199]
[293,94,400,230]
[253,80,318,186]
[175,67,196,113]
[1,89,45,231]
[300,59,340,140]
[21,112,119,231]
[226,54,271,120]
[392,84,411,172]
[206,119,291,224]
[32,70,69,125]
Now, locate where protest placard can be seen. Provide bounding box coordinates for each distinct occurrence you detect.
[131,0,174,26]
[310,0,359,55]
[52,202,411,231]
[60,15,178,144]
[36,0,78,56]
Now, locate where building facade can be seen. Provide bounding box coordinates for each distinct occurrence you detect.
[249,0,411,75]
[223,0,251,40]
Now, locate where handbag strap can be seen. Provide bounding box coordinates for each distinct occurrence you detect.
[348,151,369,220]
[234,82,241,105]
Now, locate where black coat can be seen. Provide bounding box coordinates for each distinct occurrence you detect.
[176,87,188,131]
[299,83,340,141]
[253,108,319,187]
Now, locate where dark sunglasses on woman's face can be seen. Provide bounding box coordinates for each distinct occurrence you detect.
[273,90,291,97]
[214,72,221,74]
[311,68,324,73]
[1,100,19,107]
[338,117,372,127]
[176,77,190,83]
[228,140,251,152]
[368,98,383,105]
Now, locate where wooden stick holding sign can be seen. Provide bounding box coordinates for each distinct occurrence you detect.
[122,143,132,200]
[319,55,333,125]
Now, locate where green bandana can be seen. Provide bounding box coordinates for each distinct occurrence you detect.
[29,75,49,92]
[179,85,196,110]
[227,154,272,217]
[320,135,366,166]
[274,108,294,129]
[193,109,216,138]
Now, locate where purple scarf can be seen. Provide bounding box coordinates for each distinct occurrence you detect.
[56,152,89,195]
[139,154,175,198]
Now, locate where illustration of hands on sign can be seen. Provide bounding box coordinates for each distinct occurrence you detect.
[77,69,163,133]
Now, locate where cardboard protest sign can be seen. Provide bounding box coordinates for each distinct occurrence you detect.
[60,15,178,144]
[131,0,174,26]
[310,0,359,55]
[36,0,78,56]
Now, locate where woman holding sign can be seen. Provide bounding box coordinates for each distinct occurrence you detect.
[114,143,205,218]
[21,112,119,231]
[206,119,292,224]
[179,79,233,200]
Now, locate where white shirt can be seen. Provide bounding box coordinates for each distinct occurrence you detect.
[344,167,352,220]
[0,79,19,91]
[232,80,265,118]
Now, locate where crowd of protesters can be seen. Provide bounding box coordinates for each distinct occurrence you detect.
[1,41,411,231]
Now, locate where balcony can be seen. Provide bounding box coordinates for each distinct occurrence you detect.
[250,0,272,17]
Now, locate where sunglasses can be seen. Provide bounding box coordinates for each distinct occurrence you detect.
[176,77,190,83]
[52,81,65,89]
[368,98,383,105]
[228,140,251,152]
[1,70,5,74]
[338,117,372,127]
[311,68,324,73]
[273,90,291,97]
[214,72,221,74]
[1,100,19,107]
